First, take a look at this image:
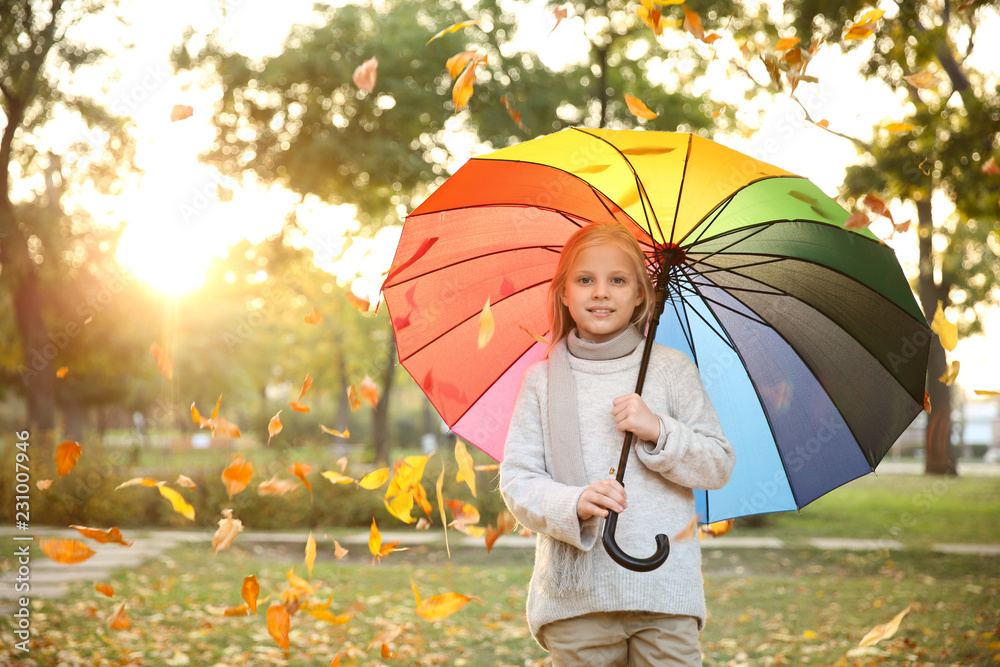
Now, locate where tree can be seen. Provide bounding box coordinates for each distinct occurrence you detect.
[176,0,713,461]
[1,0,136,465]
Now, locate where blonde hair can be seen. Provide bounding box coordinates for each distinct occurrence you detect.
[547,221,654,345]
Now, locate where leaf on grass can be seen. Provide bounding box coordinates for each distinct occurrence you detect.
[427,20,478,44]
[56,441,82,477]
[938,360,960,386]
[222,455,254,498]
[40,538,96,565]
[320,424,350,438]
[170,104,194,122]
[258,475,300,496]
[931,301,958,351]
[95,582,114,598]
[56,366,69,379]
[212,508,243,554]
[70,525,133,547]
[175,474,197,489]
[305,532,317,578]
[624,93,658,120]
[859,604,912,647]
[699,518,735,539]
[268,411,283,445]
[159,485,195,521]
[478,298,495,349]
[242,575,259,614]
[360,375,379,409]
[455,440,477,497]
[304,305,323,325]
[289,462,314,502]
[107,601,131,630]
[267,602,291,650]
[353,57,378,93]
[672,514,699,543]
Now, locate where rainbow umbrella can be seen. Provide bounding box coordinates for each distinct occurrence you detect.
[383,128,930,571]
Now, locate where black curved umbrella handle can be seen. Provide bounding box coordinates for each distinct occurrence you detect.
[602,509,670,572]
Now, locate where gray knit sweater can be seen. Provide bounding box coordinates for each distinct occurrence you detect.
[499,335,735,645]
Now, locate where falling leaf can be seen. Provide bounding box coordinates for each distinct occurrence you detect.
[107,601,131,630]
[500,94,527,132]
[36,479,52,490]
[191,402,205,427]
[682,4,705,41]
[673,514,699,543]
[305,532,317,578]
[416,590,481,621]
[923,391,932,413]
[981,156,1000,176]
[304,305,323,325]
[222,455,254,498]
[931,301,958,351]
[175,474,197,489]
[359,468,391,492]
[267,602,291,650]
[268,410,283,445]
[844,211,870,229]
[224,604,251,617]
[347,385,361,412]
[519,324,549,345]
[288,401,310,413]
[904,71,941,89]
[55,441,82,477]
[321,470,356,485]
[427,19,478,45]
[446,500,481,525]
[436,468,450,557]
[938,360,960,386]
[320,424,350,438]
[550,6,568,35]
[169,104,194,122]
[115,477,160,490]
[360,375,379,409]
[242,575,259,614]
[39,538,96,564]
[212,508,243,554]
[882,122,919,133]
[368,518,406,563]
[816,119,830,129]
[862,193,894,224]
[775,36,800,50]
[333,540,349,560]
[289,462,314,502]
[383,237,439,285]
[844,8,884,40]
[56,366,68,379]
[454,440,477,497]
[94,582,114,598]
[70,525,133,547]
[451,51,487,112]
[159,485,195,521]
[699,518,735,538]
[624,93,658,120]
[258,475,300,496]
[485,524,501,552]
[367,625,405,651]
[296,374,313,400]
[352,57,378,93]
[336,456,348,471]
[859,604,912,647]
[478,298,495,349]
[149,343,173,378]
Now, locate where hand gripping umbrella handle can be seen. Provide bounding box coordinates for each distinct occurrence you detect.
[601,432,671,572]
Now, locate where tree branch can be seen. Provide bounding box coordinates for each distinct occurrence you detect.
[789,94,872,153]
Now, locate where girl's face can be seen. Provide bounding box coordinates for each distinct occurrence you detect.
[561,242,643,343]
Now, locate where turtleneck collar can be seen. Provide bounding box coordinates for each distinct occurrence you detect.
[566,325,644,361]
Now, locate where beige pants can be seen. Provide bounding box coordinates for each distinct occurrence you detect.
[538,611,701,667]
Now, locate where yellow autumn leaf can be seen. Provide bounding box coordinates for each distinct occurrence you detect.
[436,468,450,558]
[368,518,382,558]
[386,492,416,524]
[455,440,477,498]
[212,508,243,553]
[427,19,478,45]
[904,71,941,90]
[775,36,800,50]
[56,366,69,379]
[699,518,735,539]
[322,470,357,485]
[347,384,361,412]
[882,122,919,133]
[624,93,658,120]
[478,298,495,349]
[114,477,160,490]
[268,410,282,445]
[859,604,912,647]
[931,301,958,351]
[304,305,323,325]
[416,591,481,621]
[305,532,316,578]
[159,485,195,521]
[359,467,391,490]
[267,602,291,650]
[938,360,960,386]
[320,424,350,438]
[242,575,259,614]
[519,324,549,345]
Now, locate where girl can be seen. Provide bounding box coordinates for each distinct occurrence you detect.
[499,221,735,666]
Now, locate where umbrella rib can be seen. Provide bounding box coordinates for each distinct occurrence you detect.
[688,256,788,276]
[681,223,776,269]
[385,244,562,289]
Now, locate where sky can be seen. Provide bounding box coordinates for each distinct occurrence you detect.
[34,0,1000,398]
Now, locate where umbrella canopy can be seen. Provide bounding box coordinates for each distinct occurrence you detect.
[383,127,930,524]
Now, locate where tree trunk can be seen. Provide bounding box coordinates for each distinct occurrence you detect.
[372,335,397,465]
[915,198,957,475]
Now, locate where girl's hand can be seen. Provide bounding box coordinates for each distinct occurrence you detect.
[577,478,627,520]
[611,393,660,443]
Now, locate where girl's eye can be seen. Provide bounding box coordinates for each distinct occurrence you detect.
[578,276,592,284]
[611,276,626,284]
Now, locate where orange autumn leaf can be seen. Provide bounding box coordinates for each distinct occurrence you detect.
[485,524,501,552]
[268,410,283,445]
[974,389,999,396]
[427,19,478,44]
[451,51,487,112]
[904,71,941,90]
[222,455,254,498]
[114,476,160,490]
[258,475,300,496]
[982,156,1000,176]
[333,540,349,560]
[169,104,194,122]
[39,538,96,564]
[844,9,885,41]
[445,499,481,525]
[175,474,197,489]
[266,601,291,650]
[923,391,932,413]
[624,93,658,120]
[346,290,371,313]
[347,385,361,412]
[775,36,800,50]
[859,604,912,647]
[320,424,350,438]
[107,601,131,630]
[297,374,313,401]
[844,211,870,229]
[242,575,260,614]
[367,625,405,651]
[360,375,379,409]
[212,415,242,439]
[36,479,53,490]
[352,56,378,93]
[882,122,919,133]
[149,342,173,378]
[288,401,310,413]
[289,462,314,501]
[862,193,894,223]
[159,484,195,521]
[550,6,568,35]
[305,532,317,578]
[416,590,481,621]
[500,94,527,132]
[699,518,735,539]
[56,366,69,379]
[816,118,830,129]
[224,604,251,617]
[212,508,243,554]
[446,50,478,78]
[682,4,705,41]
[55,440,82,477]
[94,582,114,598]
[478,298,495,349]
[454,440,477,497]
[304,305,323,325]
[70,525,133,547]
[368,518,407,563]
